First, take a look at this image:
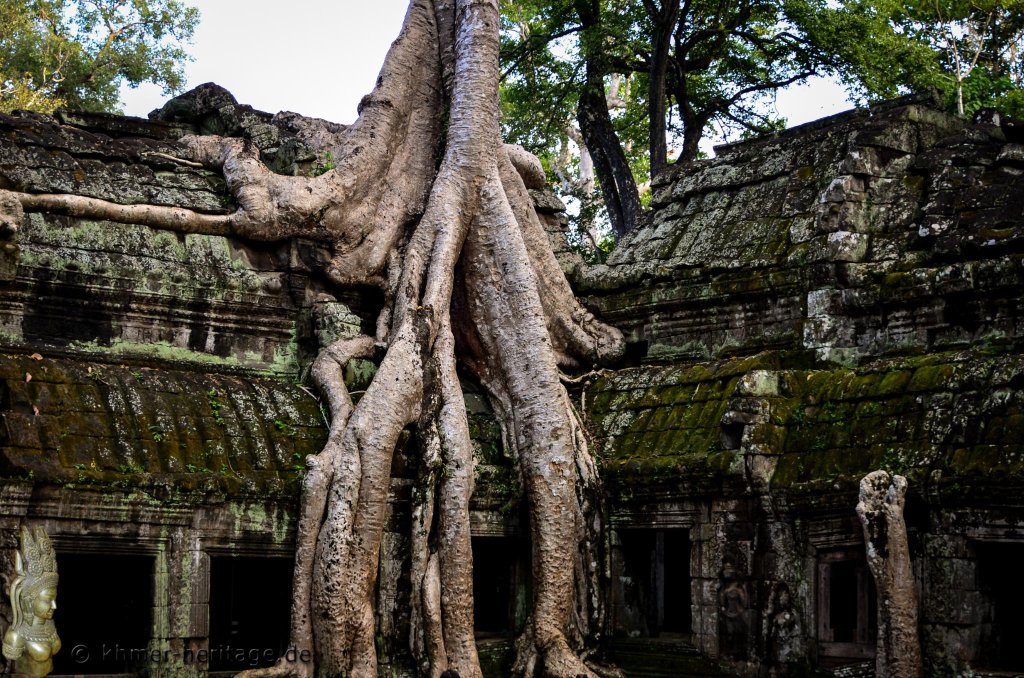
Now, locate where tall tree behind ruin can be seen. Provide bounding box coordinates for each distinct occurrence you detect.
[0,0,624,676]
[887,0,1024,116]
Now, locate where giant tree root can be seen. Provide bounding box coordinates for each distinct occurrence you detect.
[0,0,624,676]
[856,471,923,678]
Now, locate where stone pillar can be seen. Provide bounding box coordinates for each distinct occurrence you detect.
[156,529,209,678]
[856,471,922,678]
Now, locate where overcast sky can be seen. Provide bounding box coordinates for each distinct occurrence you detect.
[120,1,854,147]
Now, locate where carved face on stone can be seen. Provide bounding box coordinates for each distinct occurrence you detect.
[31,587,57,621]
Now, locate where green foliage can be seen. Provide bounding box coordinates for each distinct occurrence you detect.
[887,0,1024,116]
[312,151,337,176]
[789,0,945,101]
[207,388,225,426]
[0,0,199,114]
[274,418,297,437]
[960,68,1024,117]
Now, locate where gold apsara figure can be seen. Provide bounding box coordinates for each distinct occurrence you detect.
[3,525,60,677]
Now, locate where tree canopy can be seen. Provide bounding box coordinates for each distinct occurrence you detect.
[889,0,1024,116]
[0,0,198,114]
[499,0,1023,241]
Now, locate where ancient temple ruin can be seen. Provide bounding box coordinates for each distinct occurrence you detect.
[0,87,1022,676]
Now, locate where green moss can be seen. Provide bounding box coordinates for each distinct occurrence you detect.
[344,358,378,391]
[902,174,925,193]
[907,364,957,392]
[882,271,912,289]
[875,371,913,395]
[768,350,1024,492]
[69,338,242,366]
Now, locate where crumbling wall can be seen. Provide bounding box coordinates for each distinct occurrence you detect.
[582,93,1024,367]
[580,94,1024,676]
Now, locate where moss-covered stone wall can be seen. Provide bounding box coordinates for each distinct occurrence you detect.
[0,352,326,497]
[580,94,1024,367]
[586,348,1023,497]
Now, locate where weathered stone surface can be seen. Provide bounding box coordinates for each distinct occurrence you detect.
[586,348,1024,500]
[581,93,1022,367]
[0,352,326,497]
[0,106,404,375]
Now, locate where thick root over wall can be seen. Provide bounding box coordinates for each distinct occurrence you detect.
[0,1,625,677]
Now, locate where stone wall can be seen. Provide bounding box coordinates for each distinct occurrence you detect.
[578,93,1024,677]
[581,93,1024,366]
[585,347,1024,674]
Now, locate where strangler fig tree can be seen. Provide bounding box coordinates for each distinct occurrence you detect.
[0,1,625,676]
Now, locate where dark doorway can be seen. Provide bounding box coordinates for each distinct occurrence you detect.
[208,557,292,671]
[619,529,692,637]
[828,559,860,642]
[52,552,154,675]
[817,548,876,661]
[977,542,1024,670]
[472,536,518,636]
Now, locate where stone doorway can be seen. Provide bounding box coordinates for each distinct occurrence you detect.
[618,529,692,638]
[816,548,876,662]
[976,542,1024,671]
[51,552,154,676]
[208,556,292,672]
[472,536,519,637]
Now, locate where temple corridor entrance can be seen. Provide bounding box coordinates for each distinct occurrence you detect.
[471,536,520,636]
[51,553,154,675]
[977,542,1024,671]
[619,529,693,638]
[208,556,292,671]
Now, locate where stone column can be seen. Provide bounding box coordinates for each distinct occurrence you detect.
[856,470,922,678]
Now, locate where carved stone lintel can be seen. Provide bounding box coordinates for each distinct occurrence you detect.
[856,470,922,678]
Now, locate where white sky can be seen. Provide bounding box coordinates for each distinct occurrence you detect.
[120,1,855,146]
[120,0,412,122]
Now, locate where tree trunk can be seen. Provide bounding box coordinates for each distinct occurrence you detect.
[574,0,644,238]
[856,471,923,678]
[0,0,625,676]
[647,0,678,178]
[576,61,644,238]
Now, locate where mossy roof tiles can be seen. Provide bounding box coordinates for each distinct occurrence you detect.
[0,352,326,498]
[586,350,1024,498]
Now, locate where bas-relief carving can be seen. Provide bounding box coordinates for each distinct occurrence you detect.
[2,526,60,677]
